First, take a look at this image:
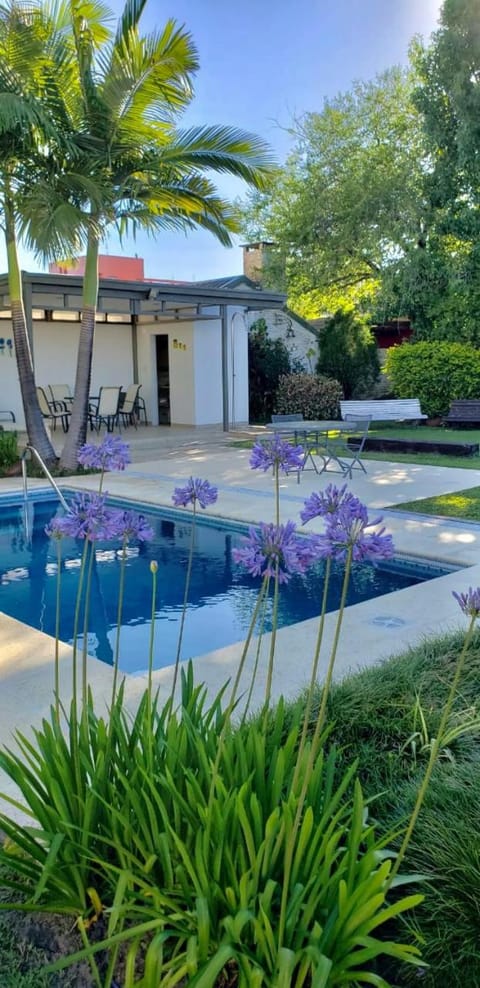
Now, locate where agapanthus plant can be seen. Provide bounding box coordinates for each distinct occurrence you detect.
[233,520,321,584]
[78,435,131,473]
[172,477,218,509]
[250,436,305,475]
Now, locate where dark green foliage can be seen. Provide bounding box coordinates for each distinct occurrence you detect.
[385,340,480,417]
[0,430,18,469]
[317,309,380,398]
[248,318,291,421]
[276,372,343,419]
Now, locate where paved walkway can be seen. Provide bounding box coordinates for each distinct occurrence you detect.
[1,429,480,817]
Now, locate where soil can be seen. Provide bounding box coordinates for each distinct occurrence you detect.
[2,906,95,986]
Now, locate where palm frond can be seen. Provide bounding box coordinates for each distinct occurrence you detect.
[113,0,147,47]
[153,124,276,190]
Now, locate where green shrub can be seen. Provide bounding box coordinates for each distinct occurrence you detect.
[385,341,480,418]
[248,318,291,422]
[276,372,343,419]
[317,309,380,399]
[0,430,18,470]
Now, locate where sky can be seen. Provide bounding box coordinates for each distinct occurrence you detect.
[7,0,443,282]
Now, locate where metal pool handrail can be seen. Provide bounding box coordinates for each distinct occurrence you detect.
[21,445,69,538]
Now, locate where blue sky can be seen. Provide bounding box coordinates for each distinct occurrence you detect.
[10,0,442,281]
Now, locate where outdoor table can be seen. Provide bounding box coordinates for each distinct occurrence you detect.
[268,420,355,478]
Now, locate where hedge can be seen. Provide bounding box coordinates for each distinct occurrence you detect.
[275,373,343,420]
[385,341,480,418]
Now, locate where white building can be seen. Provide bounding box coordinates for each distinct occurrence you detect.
[0,271,287,430]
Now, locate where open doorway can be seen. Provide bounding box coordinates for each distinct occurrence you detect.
[155,335,170,424]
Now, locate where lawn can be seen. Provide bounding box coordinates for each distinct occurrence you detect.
[390,486,480,520]
[2,631,480,986]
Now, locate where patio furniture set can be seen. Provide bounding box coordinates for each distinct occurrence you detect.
[35,384,147,433]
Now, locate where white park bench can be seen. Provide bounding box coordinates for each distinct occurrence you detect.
[340,399,427,423]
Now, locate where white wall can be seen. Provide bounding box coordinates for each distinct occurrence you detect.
[247,308,318,371]
[228,308,249,427]
[137,320,196,426]
[194,319,222,425]
[0,319,24,426]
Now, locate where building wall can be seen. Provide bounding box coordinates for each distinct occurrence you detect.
[194,319,223,425]
[0,319,133,429]
[247,309,318,371]
[228,308,249,426]
[137,320,196,426]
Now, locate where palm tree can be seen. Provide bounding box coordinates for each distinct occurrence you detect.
[20,0,275,471]
[0,2,60,463]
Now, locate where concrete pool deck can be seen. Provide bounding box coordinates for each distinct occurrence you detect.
[1,433,480,814]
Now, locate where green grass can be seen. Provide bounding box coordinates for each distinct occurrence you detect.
[391,486,480,520]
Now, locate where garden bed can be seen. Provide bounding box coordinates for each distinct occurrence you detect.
[357,436,479,456]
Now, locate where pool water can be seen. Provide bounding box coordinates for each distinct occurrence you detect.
[0,493,457,673]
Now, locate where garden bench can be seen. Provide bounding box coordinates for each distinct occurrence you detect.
[340,399,427,423]
[444,400,480,427]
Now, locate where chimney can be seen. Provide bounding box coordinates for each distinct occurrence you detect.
[242,241,275,284]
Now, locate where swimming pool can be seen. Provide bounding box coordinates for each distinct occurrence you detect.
[0,491,459,673]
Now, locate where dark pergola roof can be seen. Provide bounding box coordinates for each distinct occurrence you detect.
[0,270,286,319]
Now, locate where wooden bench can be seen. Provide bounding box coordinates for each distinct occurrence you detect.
[444,400,480,427]
[340,399,427,423]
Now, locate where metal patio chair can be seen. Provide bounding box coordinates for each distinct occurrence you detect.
[48,384,73,408]
[89,386,122,432]
[322,415,371,480]
[120,383,141,429]
[36,386,71,432]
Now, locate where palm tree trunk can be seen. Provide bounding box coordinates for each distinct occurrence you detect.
[59,230,99,472]
[4,195,57,464]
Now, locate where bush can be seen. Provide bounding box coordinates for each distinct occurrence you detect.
[248,318,291,422]
[276,372,343,419]
[385,341,480,418]
[0,430,18,470]
[317,310,380,399]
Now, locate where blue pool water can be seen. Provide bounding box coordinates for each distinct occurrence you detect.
[0,493,457,673]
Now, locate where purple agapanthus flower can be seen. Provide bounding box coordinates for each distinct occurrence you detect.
[250,437,305,475]
[78,435,131,472]
[172,477,218,509]
[321,510,395,562]
[115,510,154,543]
[52,492,123,542]
[233,520,321,584]
[45,516,65,540]
[452,587,480,617]
[301,484,365,524]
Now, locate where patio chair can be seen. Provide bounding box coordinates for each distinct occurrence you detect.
[36,386,71,432]
[89,386,122,432]
[120,383,141,429]
[48,384,73,407]
[323,416,371,480]
[135,387,147,425]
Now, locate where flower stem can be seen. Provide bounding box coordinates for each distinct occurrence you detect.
[389,613,477,885]
[170,501,196,706]
[263,561,279,715]
[54,539,62,720]
[72,539,89,717]
[274,464,280,526]
[205,577,268,841]
[81,541,96,714]
[241,576,270,724]
[110,537,127,710]
[147,562,158,762]
[292,555,331,792]
[278,547,353,951]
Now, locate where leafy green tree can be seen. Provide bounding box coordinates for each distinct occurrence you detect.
[19,0,274,471]
[316,309,380,399]
[241,68,425,320]
[0,1,61,462]
[390,0,480,342]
